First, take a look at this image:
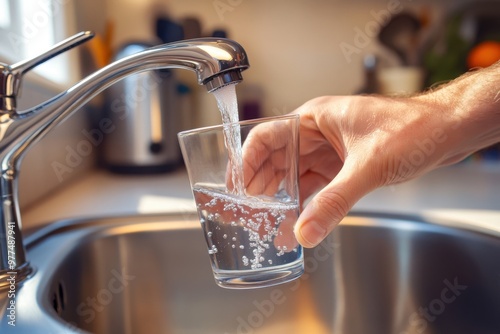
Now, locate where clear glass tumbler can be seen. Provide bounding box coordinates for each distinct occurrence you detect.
[178,114,303,289]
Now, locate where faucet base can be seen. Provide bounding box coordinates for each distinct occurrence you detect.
[0,263,35,290]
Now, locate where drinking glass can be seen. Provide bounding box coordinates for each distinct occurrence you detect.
[178,114,303,289]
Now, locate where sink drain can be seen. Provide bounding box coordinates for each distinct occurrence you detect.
[52,281,66,315]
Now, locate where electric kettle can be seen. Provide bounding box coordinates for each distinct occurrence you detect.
[102,42,181,173]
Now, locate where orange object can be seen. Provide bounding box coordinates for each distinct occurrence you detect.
[86,21,114,68]
[467,41,500,69]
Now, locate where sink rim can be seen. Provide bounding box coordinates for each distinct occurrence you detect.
[24,210,500,250]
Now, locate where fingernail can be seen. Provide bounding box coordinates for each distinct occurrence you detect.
[297,220,327,247]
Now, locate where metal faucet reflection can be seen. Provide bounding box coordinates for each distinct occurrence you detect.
[0,31,249,287]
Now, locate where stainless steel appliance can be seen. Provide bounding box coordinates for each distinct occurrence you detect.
[102,42,182,173]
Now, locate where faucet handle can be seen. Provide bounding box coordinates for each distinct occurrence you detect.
[0,31,94,112]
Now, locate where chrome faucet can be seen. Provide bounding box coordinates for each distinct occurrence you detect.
[0,31,249,288]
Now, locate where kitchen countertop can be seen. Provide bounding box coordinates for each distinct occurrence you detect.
[23,162,500,231]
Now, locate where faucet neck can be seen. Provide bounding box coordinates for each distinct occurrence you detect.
[0,32,249,286]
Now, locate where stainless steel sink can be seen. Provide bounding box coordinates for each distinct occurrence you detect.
[2,212,500,333]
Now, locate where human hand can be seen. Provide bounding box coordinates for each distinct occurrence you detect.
[293,80,500,247]
[241,63,500,249]
[292,93,473,247]
[240,95,459,248]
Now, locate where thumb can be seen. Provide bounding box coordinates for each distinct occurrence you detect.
[294,161,376,248]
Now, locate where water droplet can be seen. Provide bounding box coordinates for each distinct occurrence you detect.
[223,234,227,239]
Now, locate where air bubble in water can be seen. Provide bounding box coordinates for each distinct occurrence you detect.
[208,245,218,254]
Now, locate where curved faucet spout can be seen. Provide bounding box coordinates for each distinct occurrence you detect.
[0,32,250,287]
[5,36,250,163]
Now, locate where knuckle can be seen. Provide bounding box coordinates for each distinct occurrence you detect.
[314,190,350,224]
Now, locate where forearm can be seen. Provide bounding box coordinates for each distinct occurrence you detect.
[422,62,500,165]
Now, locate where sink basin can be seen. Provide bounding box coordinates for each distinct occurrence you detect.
[2,212,500,333]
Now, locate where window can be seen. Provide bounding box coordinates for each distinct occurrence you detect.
[0,0,79,86]
[0,0,11,28]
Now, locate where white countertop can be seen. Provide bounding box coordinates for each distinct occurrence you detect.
[23,168,196,228]
[23,163,500,231]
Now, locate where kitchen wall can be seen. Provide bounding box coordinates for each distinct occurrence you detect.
[18,82,96,209]
[105,0,472,116]
[12,0,107,210]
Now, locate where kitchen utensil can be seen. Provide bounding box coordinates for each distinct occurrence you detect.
[102,41,181,174]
